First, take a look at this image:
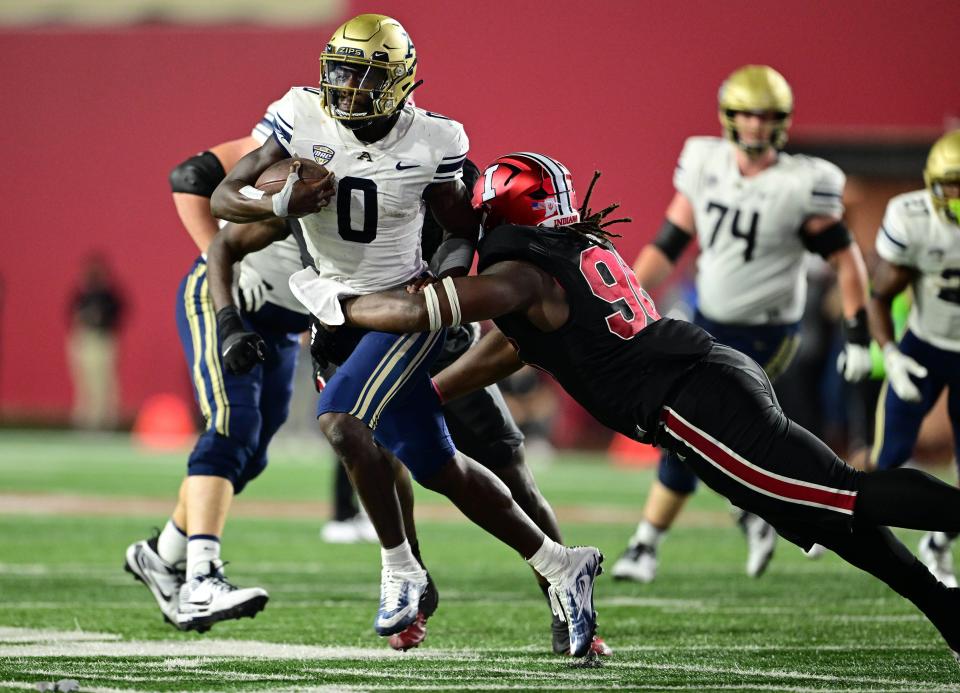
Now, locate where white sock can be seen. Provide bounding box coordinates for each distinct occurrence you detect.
[157,519,187,569]
[187,536,221,579]
[526,536,568,582]
[631,520,664,549]
[381,539,420,572]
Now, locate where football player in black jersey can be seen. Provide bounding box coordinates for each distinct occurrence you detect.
[339,152,960,663]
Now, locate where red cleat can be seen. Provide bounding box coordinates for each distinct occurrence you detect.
[589,636,613,656]
[389,612,427,651]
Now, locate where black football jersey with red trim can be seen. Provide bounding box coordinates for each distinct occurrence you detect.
[477,223,713,440]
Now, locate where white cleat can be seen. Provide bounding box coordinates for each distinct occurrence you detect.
[919,533,958,588]
[547,546,603,658]
[804,543,827,560]
[741,513,777,578]
[374,565,428,636]
[321,519,363,544]
[320,513,379,544]
[353,512,379,544]
[124,537,183,627]
[176,561,268,632]
[611,543,657,583]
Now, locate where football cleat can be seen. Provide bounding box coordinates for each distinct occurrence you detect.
[388,612,427,651]
[547,547,603,658]
[124,536,184,627]
[374,565,428,636]
[176,561,268,632]
[739,512,776,578]
[611,543,657,583]
[388,572,437,651]
[804,543,827,560]
[919,533,958,588]
[552,614,612,657]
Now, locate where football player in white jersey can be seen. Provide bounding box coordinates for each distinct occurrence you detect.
[869,130,960,587]
[210,14,604,657]
[123,101,317,632]
[612,65,871,583]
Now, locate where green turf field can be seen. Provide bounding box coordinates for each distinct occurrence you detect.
[1,431,957,691]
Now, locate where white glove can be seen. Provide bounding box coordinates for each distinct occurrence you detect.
[837,343,873,382]
[882,343,928,402]
[238,264,273,313]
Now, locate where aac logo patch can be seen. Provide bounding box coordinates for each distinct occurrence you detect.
[313,145,335,166]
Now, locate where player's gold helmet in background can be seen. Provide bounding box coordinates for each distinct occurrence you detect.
[320,14,418,123]
[924,130,960,224]
[718,65,793,156]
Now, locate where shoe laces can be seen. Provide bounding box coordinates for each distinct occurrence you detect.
[623,543,653,561]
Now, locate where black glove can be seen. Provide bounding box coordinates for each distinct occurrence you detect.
[216,306,266,375]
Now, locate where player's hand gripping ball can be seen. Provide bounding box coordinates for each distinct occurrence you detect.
[256,158,336,217]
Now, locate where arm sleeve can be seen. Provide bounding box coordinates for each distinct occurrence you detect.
[804,158,846,219]
[875,199,915,267]
[432,122,470,183]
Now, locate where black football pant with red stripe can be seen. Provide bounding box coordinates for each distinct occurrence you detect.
[659,344,960,650]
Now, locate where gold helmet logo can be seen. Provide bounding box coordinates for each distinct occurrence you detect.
[924,130,960,224]
[320,14,419,123]
[718,65,793,156]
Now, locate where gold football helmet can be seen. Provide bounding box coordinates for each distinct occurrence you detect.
[718,65,793,155]
[320,14,419,123]
[924,130,960,224]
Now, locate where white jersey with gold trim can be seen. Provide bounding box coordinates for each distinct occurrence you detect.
[238,99,309,315]
[273,87,469,295]
[876,190,960,352]
[674,136,845,325]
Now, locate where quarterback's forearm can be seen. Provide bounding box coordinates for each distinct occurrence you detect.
[433,328,523,402]
[207,233,239,313]
[831,245,869,319]
[210,181,277,223]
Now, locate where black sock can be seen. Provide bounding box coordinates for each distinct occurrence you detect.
[333,463,359,521]
[856,468,960,531]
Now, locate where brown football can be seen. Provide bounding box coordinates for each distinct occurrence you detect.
[255,157,330,194]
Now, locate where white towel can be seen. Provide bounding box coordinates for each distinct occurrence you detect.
[288,268,361,326]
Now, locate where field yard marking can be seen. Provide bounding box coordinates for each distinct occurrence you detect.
[0,627,121,643]
[0,492,730,526]
[613,659,956,689]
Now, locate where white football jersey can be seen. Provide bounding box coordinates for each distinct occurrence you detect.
[238,99,309,315]
[273,87,469,294]
[675,137,845,324]
[876,190,960,352]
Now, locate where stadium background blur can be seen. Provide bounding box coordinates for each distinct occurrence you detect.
[3,3,960,690]
[0,0,957,453]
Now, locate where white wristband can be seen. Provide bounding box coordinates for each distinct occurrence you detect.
[441,276,462,329]
[271,167,300,217]
[239,185,265,200]
[423,284,442,331]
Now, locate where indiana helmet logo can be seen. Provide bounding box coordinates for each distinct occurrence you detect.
[313,145,335,165]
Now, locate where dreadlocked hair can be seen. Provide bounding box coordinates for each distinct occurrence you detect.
[563,170,632,245]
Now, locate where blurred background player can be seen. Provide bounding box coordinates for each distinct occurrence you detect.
[210,14,604,656]
[869,129,960,587]
[340,150,960,663]
[66,252,126,431]
[123,99,313,632]
[611,65,871,583]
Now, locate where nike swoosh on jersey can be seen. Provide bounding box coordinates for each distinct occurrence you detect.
[396,162,420,170]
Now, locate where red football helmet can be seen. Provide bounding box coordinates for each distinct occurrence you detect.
[471,152,580,231]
